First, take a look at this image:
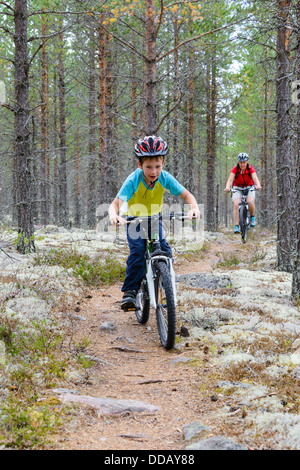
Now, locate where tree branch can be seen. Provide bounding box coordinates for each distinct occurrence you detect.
[116,17,145,40]
[0,24,14,36]
[165,0,201,8]
[157,15,254,62]
[28,21,72,42]
[27,9,92,17]
[87,21,147,62]
[0,54,14,63]
[0,102,15,112]
[27,23,74,70]
[155,89,183,133]
[235,35,278,54]
[156,0,164,37]
[0,1,14,13]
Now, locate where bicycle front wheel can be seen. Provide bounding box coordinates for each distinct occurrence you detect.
[155,261,176,350]
[239,205,247,243]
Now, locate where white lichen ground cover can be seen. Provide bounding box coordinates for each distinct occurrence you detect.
[176,231,300,450]
[0,225,299,449]
[0,225,123,340]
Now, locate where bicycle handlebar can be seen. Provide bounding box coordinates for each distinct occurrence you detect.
[124,212,197,224]
[229,185,257,194]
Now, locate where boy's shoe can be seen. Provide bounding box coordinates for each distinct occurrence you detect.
[121,290,137,311]
[234,225,240,234]
[250,216,256,227]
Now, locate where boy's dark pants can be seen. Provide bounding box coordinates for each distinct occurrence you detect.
[121,218,172,293]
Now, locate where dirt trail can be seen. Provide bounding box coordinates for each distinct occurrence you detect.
[54,238,243,450]
[53,246,224,449]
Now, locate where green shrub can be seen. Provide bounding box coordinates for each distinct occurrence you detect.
[215,251,241,268]
[34,248,126,286]
[0,395,64,449]
[0,315,71,449]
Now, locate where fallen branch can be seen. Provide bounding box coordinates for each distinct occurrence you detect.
[110,346,145,353]
[137,378,182,384]
[249,392,277,402]
[0,246,20,261]
[117,433,152,441]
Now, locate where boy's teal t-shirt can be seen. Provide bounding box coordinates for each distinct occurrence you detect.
[117,169,185,216]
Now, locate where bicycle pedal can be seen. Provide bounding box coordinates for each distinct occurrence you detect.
[121,306,136,312]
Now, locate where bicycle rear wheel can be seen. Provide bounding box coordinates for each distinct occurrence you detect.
[135,280,150,324]
[155,261,176,350]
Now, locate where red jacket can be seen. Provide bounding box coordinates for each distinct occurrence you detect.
[231,165,255,187]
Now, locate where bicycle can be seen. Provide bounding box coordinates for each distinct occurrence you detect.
[124,212,195,350]
[231,185,256,243]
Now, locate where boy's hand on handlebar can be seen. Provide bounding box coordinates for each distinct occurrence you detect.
[188,207,200,220]
[224,187,231,192]
[110,215,127,226]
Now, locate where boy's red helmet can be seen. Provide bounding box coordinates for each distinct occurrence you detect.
[134,136,169,158]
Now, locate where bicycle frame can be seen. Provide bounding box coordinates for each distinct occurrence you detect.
[145,245,176,309]
[239,189,250,218]
[126,214,176,309]
[124,212,197,349]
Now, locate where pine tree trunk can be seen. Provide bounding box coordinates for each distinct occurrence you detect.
[98,14,107,203]
[87,32,97,227]
[173,12,179,178]
[211,53,217,227]
[58,27,68,227]
[276,0,293,272]
[0,162,2,218]
[53,69,59,224]
[145,0,156,134]
[131,33,138,170]
[105,32,115,202]
[292,0,300,298]
[261,73,268,227]
[40,15,49,224]
[182,99,188,187]
[206,50,217,232]
[31,113,38,223]
[224,153,228,227]
[74,103,81,227]
[14,0,35,253]
[188,37,195,194]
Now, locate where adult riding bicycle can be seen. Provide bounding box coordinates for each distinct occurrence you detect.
[231,185,256,243]
[124,212,196,350]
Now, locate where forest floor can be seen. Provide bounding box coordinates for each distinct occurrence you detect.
[49,227,300,451]
[1,224,300,451]
[52,253,221,451]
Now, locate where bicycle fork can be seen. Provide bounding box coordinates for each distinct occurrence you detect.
[145,257,177,309]
[239,199,250,226]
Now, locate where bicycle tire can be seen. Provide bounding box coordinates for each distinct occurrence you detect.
[239,205,247,242]
[155,261,176,350]
[135,280,150,324]
[244,209,250,242]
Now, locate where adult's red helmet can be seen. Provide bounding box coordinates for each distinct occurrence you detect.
[134,136,169,158]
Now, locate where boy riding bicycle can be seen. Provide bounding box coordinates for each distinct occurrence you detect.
[109,135,200,311]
